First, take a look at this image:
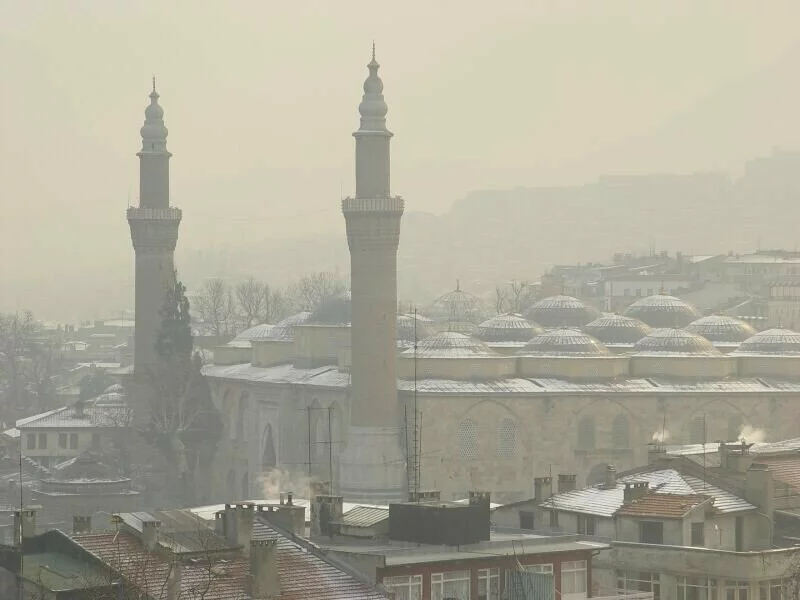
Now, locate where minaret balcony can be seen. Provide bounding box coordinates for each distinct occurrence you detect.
[342,196,404,214]
[127,207,182,221]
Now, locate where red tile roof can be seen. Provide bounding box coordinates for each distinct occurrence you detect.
[614,493,712,519]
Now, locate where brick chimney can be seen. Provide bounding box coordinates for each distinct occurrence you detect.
[623,482,650,504]
[557,474,577,494]
[310,495,343,538]
[13,507,37,544]
[73,515,91,535]
[534,477,552,504]
[259,503,305,536]
[142,520,161,552]
[604,465,617,489]
[250,539,281,599]
[409,490,440,503]
[647,442,666,465]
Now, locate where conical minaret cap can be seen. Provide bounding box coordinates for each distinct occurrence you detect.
[358,43,389,129]
[140,77,168,145]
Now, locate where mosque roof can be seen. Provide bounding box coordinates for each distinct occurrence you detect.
[518,328,610,357]
[400,332,498,358]
[623,294,702,328]
[425,283,492,330]
[396,313,436,346]
[266,312,312,342]
[684,315,755,344]
[733,328,800,356]
[523,295,599,328]
[584,314,652,345]
[632,328,720,356]
[232,324,275,344]
[474,314,543,343]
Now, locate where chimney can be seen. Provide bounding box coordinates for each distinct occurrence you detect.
[557,474,577,494]
[236,504,255,553]
[279,492,285,505]
[286,492,293,506]
[75,399,85,418]
[167,561,182,600]
[534,477,553,504]
[745,463,774,550]
[409,490,440,503]
[310,495,343,538]
[647,442,666,465]
[73,515,91,535]
[604,465,617,489]
[250,539,280,599]
[722,441,754,474]
[142,520,161,552]
[623,482,650,504]
[469,491,491,508]
[13,507,37,544]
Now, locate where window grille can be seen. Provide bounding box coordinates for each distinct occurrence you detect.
[459,419,478,459]
[497,418,516,458]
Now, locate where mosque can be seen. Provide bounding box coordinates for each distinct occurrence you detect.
[126,51,800,506]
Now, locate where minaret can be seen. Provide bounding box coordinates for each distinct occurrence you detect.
[128,80,182,373]
[339,46,406,503]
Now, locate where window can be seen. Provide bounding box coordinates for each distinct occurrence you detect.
[519,511,534,530]
[58,433,67,449]
[526,564,553,574]
[577,417,595,450]
[612,414,630,449]
[26,434,35,450]
[38,433,47,450]
[577,515,595,536]
[758,580,783,600]
[691,522,704,547]
[726,581,749,600]
[459,419,478,459]
[549,510,559,528]
[431,570,470,600]
[497,418,516,458]
[561,560,587,598]
[478,568,499,600]
[640,521,664,544]
[69,433,78,449]
[617,571,661,600]
[678,577,717,600]
[382,575,422,600]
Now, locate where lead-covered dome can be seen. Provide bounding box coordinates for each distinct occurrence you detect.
[426,283,492,334]
[684,315,755,344]
[624,295,701,328]
[403,331,498,358]
[632,328,720,356]
[733,328,800,356]
[397,313,436,347]
[584,314,652,345]
[518,328,610,356]
[265,311,312,342]
[234,324,274,342]
[474,314,543,343]
[523,295,599,328]
[308,292,351,326]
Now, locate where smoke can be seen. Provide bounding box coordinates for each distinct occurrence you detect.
[259,468,316,500]
[651,430,670,443]
[737,425,766,444]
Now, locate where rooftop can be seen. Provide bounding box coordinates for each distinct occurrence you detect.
[583,314,652,345]
[16,404,131,430]
[632,328,721,356]
[22,551,111,592]
[624,295,702,328]
[474,314,543,343]
[523,295,599,328]
[684,315,756,344]
[733,328,800,356]
[614,493,712,519]
[518,328,611,357]
[402,331,498,358]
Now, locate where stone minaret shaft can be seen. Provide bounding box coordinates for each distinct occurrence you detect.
[340,48,406,502]
[128,80,182,372]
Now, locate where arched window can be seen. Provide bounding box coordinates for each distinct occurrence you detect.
[577,417,595,450]
[727,415,743,442]
[612,415,630,449]
[459,419,478,459]
[689,416,706,444]
[497,418,516,459]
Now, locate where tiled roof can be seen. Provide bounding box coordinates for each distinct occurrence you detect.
[540,469,754,517]
[334,506,389,528]
[17,405,131,429]
[614,493,712,519]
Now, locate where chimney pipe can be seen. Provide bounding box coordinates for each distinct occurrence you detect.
[73,515,91,535]
[250,539,281,599]
[604,465,617,489]
[534,477,553,504]
[557,474,577,494]
[142,520,161,552]
[286,492,293,506]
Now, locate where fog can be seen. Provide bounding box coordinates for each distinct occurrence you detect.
[3,1,800,320]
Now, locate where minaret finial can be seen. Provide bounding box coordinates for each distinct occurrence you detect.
[372,41,376,62]
[152,76,156,94]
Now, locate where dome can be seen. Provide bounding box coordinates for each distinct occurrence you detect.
[584,314,652,345]
[523,295,599,328]
[359,46,388,121]
[102,384,124,395]
[233,324,275,342]
[265,311,312,342]
[518,328,610,356]
[140,87,168,142]
[684,315,756,344]
[474,314,543,343]
[402,331,498,358]
[623,295,702,328]
[733,328,800,356]
[632,328,720,356]
[308,293,351,325]
[397,314,436,346]
[426,284,492,334]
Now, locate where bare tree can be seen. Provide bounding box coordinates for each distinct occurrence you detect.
[288,271,347,312]
[509,280,535,313]
[495,286,511,314]
[195,279,236,337]
[235,277,265,328]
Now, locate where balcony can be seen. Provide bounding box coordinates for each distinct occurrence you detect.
[126,207,182,221]
[341,196,404,213]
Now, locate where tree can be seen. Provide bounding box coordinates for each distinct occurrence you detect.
[195,279,236,337]
[79,371,116,401]
[288,271,347,312]
[235,277,266,328]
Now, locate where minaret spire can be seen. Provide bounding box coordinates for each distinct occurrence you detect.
[354,44,392,199]
[152,75,156,94]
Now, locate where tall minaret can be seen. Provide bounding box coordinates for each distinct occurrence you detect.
[339,46,406,503]
[128,80,182,373]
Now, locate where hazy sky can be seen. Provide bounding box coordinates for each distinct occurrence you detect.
[2,1,800,314]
